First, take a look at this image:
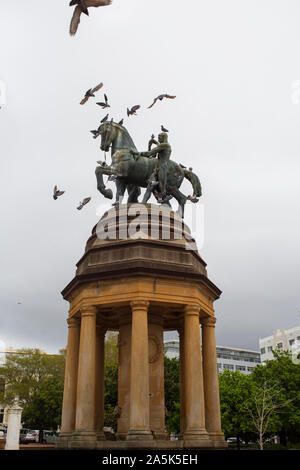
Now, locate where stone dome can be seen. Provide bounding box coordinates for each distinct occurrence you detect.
[62,204,221,300]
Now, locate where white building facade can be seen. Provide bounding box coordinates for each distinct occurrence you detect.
[259,326,300,364]
[164,340,261,375]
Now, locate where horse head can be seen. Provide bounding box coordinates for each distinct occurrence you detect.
[99,121,137,154]
[99,121,118,152]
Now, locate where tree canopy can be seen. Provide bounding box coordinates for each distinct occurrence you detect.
[0,349,65,441]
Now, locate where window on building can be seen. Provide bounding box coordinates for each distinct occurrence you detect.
[277,343,283,349]
[260,347,266,355]
[289,339,295,346]
[0,409,4,424]
[268,346,273,352]
[223,364,234,370]
[236,365,246,371]
[297,336,300,342]
[247,367,254,371]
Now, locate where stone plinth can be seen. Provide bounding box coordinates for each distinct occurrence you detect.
[5,402,22,451]
[57,204,226,450]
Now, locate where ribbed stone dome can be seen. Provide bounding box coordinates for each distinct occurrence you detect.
[62,204,221,300]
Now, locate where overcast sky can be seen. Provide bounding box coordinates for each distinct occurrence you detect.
[1,0,300,354]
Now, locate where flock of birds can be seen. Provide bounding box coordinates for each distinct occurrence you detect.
[53,83,176,208]
[79,82,176,140]
[53,185,91,210]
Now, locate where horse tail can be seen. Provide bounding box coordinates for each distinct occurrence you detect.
[184,169,202,197]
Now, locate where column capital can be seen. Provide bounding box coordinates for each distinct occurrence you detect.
[80,305,97,318]
[184,304,201,316]
[130,299,149,310]
[201,316,216,328]
[67,316,80,328]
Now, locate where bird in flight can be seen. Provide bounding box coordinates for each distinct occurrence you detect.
[161,125,169,133]
[69,0,112,36]
[96,93,110,109]
[77,197,91,210]
[53,186,65,200]
[127,105,140,116]
[148,93,176,109]
[80,83,103,105]
[90,128,100,139]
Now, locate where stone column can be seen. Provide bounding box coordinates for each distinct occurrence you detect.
[5,401,22,450]
[201,315,225,442]
[178,325,186,438]
[127,300,153,440]
[73,305,97,444]
[183,304,209,441]
[95,326,106,440]
[148,314,168,440]
[60,316,80,440]
[117,315,132,440]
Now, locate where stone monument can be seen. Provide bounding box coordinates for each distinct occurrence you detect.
[5,400,22,450]
[57,203,226,449]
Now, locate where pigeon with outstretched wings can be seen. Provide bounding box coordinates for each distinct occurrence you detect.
[69,0,112,36]
[127,105,140,116]
[80,83,103,105]
[77,197,91,210]
[53,185,65,200]
[96,93,110,109]
[148,93,176,109]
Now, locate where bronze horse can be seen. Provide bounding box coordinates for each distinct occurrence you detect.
[95,121,201,217]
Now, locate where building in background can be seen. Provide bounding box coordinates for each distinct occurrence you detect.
[259,326,300,364]
[164,340,261,374]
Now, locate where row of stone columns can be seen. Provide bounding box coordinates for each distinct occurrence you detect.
[60,302,223,444]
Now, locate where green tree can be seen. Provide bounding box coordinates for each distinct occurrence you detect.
[164,356,180,434]
[250,350,300,446]
[0,349,65,442]
[22,377,64,441]
[104,333,118,430]
[219,369,254,448]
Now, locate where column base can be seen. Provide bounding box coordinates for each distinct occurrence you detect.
[126,429,154,441]
[70,430,97,449]
[183,428,209,441]
[96,431,106,441]
[153,432,169,440]
[58,431,73,440]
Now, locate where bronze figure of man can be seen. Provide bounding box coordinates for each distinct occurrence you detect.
[133,132,171,201]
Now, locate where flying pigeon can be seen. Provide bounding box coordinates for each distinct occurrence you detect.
[148,93,176,109]
[69,0,112,36]
[161,125,169,133]
[80,83,103,105]
[127,105,140,116]
[77,197,91,210]
[53,185,65,200]
[96,93,110,109]
[90,129,100,139]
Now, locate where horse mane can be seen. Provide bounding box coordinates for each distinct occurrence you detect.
[110,122,137,150]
